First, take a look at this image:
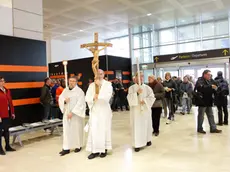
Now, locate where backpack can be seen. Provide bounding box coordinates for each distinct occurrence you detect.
[192,78,205,106]
[218,79,229,96]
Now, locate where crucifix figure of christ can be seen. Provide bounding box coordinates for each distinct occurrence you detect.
[81,33,112,94]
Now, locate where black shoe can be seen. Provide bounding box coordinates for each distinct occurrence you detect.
[217,123,223,126]
[5,146,16,152]
[210,129,222,133]
[88,153,100,160]
[146,141,152,146]
[59,149,64,154]
[224,122,228,125]
[0,149,6,155]
[155,132,159,137]
[180,112,185,115]
[134,148,140,152]
[59,150,70,156]
[100,150,107,158]
[198,130,206,134]
[74,147,81,153]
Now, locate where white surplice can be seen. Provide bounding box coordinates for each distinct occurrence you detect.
[59,85,86,150]
[85,79,113,153]
[127,83,156,148]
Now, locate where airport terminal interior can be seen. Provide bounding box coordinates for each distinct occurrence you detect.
[1,0,230,171]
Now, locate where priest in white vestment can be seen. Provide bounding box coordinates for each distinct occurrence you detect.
[85,69,113,160]
[58,76,86,156]
[127,72,155,152]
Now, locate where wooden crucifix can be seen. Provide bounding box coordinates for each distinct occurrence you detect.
[81,33,112,94]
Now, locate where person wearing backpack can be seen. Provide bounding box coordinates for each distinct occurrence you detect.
[195,70,222,134]
[214,71,229,125]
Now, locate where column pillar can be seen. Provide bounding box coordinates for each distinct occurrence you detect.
[12,0,43,40]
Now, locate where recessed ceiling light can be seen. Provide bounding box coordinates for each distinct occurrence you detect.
[79,30,83,32]
[181,20,185,22]
[147,13,152,16]
[63,34,67,36]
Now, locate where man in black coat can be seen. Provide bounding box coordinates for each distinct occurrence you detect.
[163,73,177,124]
[40,77,53,121]
[195,70,222,134]
[214,71,229,125]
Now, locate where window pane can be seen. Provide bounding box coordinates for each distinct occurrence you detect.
[182,69,195,79]
[159,45,176,55]
[179,42,201,53]
[143,48,153,63]
[142,33,151,47]
[178,24,200,41]
[159,28,176,44]
[133,49,141,64]
[215,38,229,49]
[132,26,141,34]
[133,34,141,49]
[133,48,153,63]
[202,40,215,50]
[142,25,153,32]
[216,20,229,36]
[153,47,159,56]
[152,31,159,46]
[202,22,215,38]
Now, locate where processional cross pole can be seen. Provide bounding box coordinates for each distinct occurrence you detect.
[81,33,112,94]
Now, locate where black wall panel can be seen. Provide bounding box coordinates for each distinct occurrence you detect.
[11,88,42,100]
[12,104,44,126]
[0,34,47,126]
[107,55,131,80]
[0,72,47,82]
[49,55,131,91]
[0,35,46,66]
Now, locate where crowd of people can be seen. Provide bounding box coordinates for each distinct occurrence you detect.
[0,69,229,158]
[148,70,229,135]
[40,78,66,122]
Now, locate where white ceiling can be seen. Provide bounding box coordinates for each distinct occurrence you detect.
[43,0,230,41]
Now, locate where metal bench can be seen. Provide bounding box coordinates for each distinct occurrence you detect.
[9,118,62,147]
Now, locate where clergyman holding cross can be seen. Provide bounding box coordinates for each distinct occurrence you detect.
[85,69,113,160]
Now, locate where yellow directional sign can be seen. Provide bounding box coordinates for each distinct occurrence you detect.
[222,49,229,56]
[155,57,159,62]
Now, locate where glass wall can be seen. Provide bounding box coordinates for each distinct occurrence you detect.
[104,12,230,71]
[131,12,230,65]
[132,26,153,64]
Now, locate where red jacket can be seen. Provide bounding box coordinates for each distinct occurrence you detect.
[0,87,15,119]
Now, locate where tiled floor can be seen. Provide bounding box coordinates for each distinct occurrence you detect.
[1,107,230,172]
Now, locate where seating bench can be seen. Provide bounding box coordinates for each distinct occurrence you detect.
[9,118,62,147]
